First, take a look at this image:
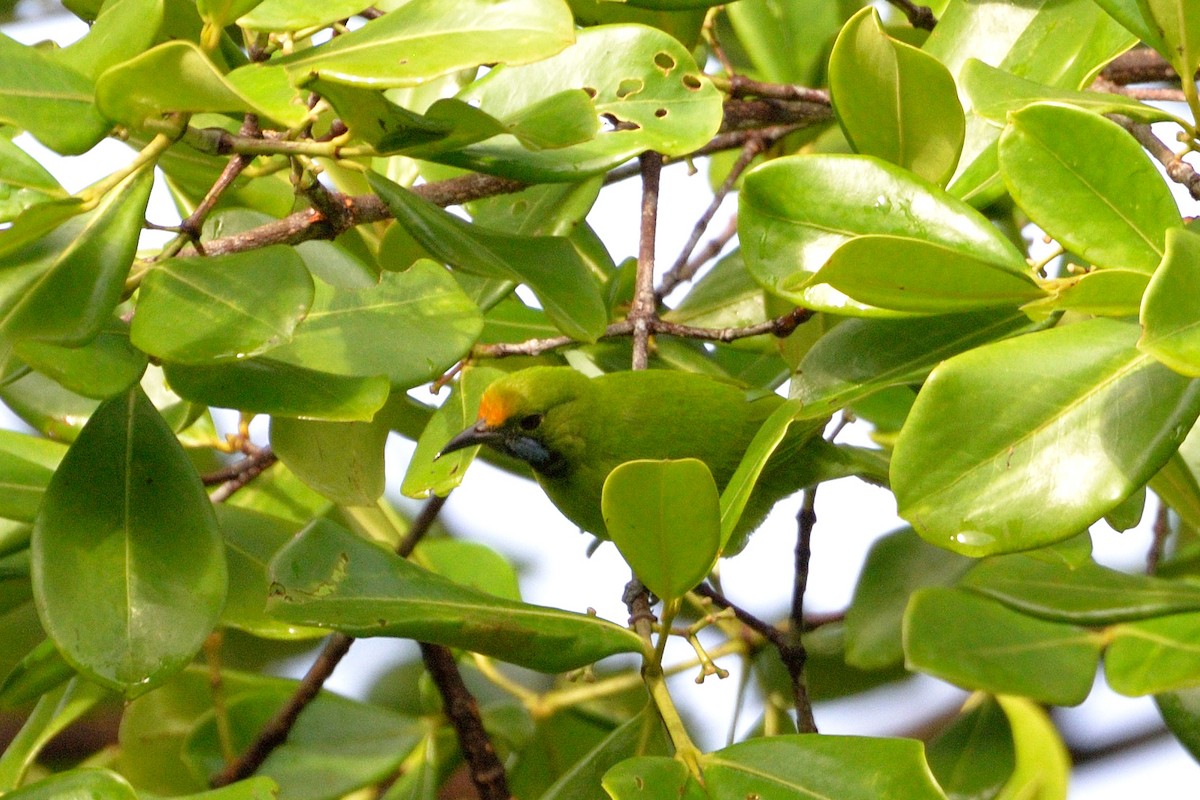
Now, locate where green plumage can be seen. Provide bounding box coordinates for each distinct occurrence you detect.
[443,366,828,553]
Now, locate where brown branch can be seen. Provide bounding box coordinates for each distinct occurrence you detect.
[657,138,763,301]
[1109,114,1200,201]
[209,494,447,787]
[885,0,937,30]
[1148,500,1171,574]
[420,643,512,800]
[207,448,279,502]
[631,151,663,371]
[789,489,818,733]
[725,78,831,106]
[1101,48,1180,85]
[179,114,261,243]
[694,584,789,651]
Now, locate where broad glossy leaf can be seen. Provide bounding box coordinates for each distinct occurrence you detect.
[923,0,1136,205]
[1092,0,1166,50]
[197,0,262,31]
[1139,0,1200,79]
[216,505,323,640]
[663,250,769,333]
[1151,452,1200,533]
[164,360,390,421]
[702,735,948,800]
[401,365,506,498]
[725,0,849,86]
[814,235,1045,314]
[844,527,971,670]
[0,369,99,442]
[829,8,964,185]
[994,696,1070,800]
[1157,687,1200,761]
[1141,228,1200,375]
[447,24,723,180]
[184,686,422,799]
[926,696,1015,800]
[602,458,720,600]
[1,167,153,345]
[270,416,387,506]
[239,0,370,30]
[274,0,574,87]
[31,387,226,694]
[52,0,163,80]
[133,246,313,364]
[0,429,65,523]
[963,554,1200,624]
[603,757,701,800]
[1107,612,1200,695]
[904,588,1101,705]
[370,173,604,342]
[267,519,644,671]
[417,539,521,602]
[3,768,137,800]
[95,41,306,128]
[893,319,1200,556]
[999,103,1179,273]
[546,705,670,800]
[1023,268,1148,319]
[0,35,110,155]
[15,319,147,399]
[792,308,1043,417]
[0,137,65,223]
[267,259,483,388]
[739,155,1025,313]
[963,58,1183,125]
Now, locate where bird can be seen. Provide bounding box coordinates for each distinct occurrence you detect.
[438,365,831,554]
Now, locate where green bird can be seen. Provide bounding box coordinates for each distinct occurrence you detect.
[439,366,831,554]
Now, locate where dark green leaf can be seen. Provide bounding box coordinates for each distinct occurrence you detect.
[543,704,670,800]
[270,416,388,506]
[31,387,226,695]
[267,519,645,672]
[925,696,1015,800]
[0,639,74,709]
[1157,686,1200,762]
[15,319,147,399]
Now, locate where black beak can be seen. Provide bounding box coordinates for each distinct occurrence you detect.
[437,422,502,459]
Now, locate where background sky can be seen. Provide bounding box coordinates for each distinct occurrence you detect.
[3,7,1200,796]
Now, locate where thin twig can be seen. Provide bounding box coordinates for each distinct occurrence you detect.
[178,114,261,243]
[631,152,663,371]
[1148,500,1171,575]
[209,495,447,787]
[789,489,818,733]
[694,584,789,651]
[420,643,512,800]
[1100,48,1180,85]
[207,448,279,502]
[657,138,763,301]
[884,0,937,30]
[1109,114,1200,201]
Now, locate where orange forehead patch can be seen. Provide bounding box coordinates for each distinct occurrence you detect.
[477,391,512,428]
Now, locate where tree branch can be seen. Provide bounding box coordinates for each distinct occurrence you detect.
[789,489,818,733]
[884,0,937,30]
[209,494,447,787]
[631,151,663,371]
[1108,114,1200,201]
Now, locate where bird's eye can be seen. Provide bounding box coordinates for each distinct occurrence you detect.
[519,413,543,431]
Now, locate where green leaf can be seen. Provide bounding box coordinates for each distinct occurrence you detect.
[401,365,506,499]
[814,235,1045,314]
[132,245,314,364]
[739,155,1026,314]
[1138,0,1200,79]
[993,695,1070,800]
[215,505,323,640]
[829,8,964,185]
[602,458,720,600]
[926,696,1015,800]
[0,429,65,523]
[844,527,971,670]
[95,41,306,128]
[274,0,575,87]
[0,34,110,155]
[15,319,147,399]
[0,137,66,224]
[893,319,1200,556]
[1023,268,1149,319]
[603,757,702,800]
[999,103,1180,273]
[0,680,109,789]
[31,387,226,695]
[1157,686,1200,762]
[792,308,1044,417]
[369,174,605,342]
[701,734,949,800]
[164,359,390,421]
[0,368,99,442]
[1151,452,1200,532]
[1107,612,1200,695]
[270,416,388,506]
[1,167,153,345]
[663,249,770,333]
[267,519,645,672]
[1141,228,1200,375]
[546,704,670,800]
[52,0,164,81]
[183,686,422,800]
[266,259,483,388]
[417,539,521,602]
[963,554,1200,624]
[963,58,1184,126]
[446,24,723,180]
[238,0,369,30]
[3,768,137,800]
[725,0,849,86]
[1092,0,1167,51]
[923,0,1137,206]
[0,639,75,709]
[904,587,1102,705]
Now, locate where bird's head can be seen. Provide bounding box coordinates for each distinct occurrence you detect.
[438,367,592,478]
